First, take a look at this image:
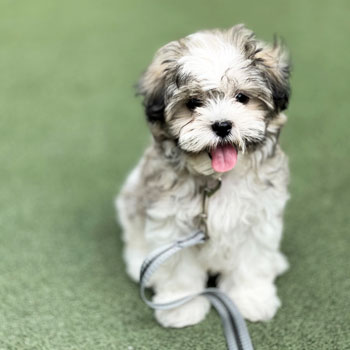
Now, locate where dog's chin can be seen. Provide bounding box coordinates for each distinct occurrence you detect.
[183,146,238,177]
[184,151,217,177]
[180,140,239,177]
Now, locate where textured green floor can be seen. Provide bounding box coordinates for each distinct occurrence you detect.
[1,0,349,349]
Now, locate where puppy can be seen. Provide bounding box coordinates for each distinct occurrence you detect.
[116,24,291,328]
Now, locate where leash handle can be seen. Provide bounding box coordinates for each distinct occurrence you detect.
[139,231,255,350]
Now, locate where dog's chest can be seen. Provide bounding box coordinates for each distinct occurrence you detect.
[208,173,260,233]
[173,171,265,235]
[152,166,281,270]
[196,172,270,271]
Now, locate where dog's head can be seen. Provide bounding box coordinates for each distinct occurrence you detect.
[138,25,291,175]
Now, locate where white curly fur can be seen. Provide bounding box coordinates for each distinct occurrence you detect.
[116,25,290,327]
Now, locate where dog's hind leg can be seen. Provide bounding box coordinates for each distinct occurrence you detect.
[116,166,148,282]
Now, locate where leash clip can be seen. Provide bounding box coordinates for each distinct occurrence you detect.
[199,177,222,238]
[204,177,222,197]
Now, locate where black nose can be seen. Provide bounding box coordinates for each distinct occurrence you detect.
[211,121,232,138]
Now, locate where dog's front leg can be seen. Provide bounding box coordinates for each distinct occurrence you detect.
[150,248,210,328]
[145,216,210,328]
[218,224,289,322]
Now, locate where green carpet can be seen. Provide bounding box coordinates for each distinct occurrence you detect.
[1,0,349,349]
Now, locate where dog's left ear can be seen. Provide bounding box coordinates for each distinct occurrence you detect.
[255,41,291,112]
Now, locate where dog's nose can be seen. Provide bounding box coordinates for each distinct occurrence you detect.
[211,121,232,138]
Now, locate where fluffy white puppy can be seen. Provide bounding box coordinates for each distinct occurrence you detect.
[116,24,291,328]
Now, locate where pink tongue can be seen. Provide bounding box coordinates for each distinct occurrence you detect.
[211,145,237,173]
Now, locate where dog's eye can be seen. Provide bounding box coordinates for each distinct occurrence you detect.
[235,93,249,104]
[186,98,203,111]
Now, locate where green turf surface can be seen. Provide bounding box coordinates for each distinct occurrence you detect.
[1,0,349,349]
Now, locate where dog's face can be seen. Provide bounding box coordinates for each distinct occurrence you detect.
[138,25,290,175]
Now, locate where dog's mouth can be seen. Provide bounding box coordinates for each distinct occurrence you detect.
[208,144,238,173]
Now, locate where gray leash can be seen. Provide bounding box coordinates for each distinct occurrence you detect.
[139,230,255,350]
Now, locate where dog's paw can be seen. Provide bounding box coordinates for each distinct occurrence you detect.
[154,295,210,328]
[123,246,148,282]
[228,283,281,322]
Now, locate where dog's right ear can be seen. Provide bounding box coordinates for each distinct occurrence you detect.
[137,41,182,124]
